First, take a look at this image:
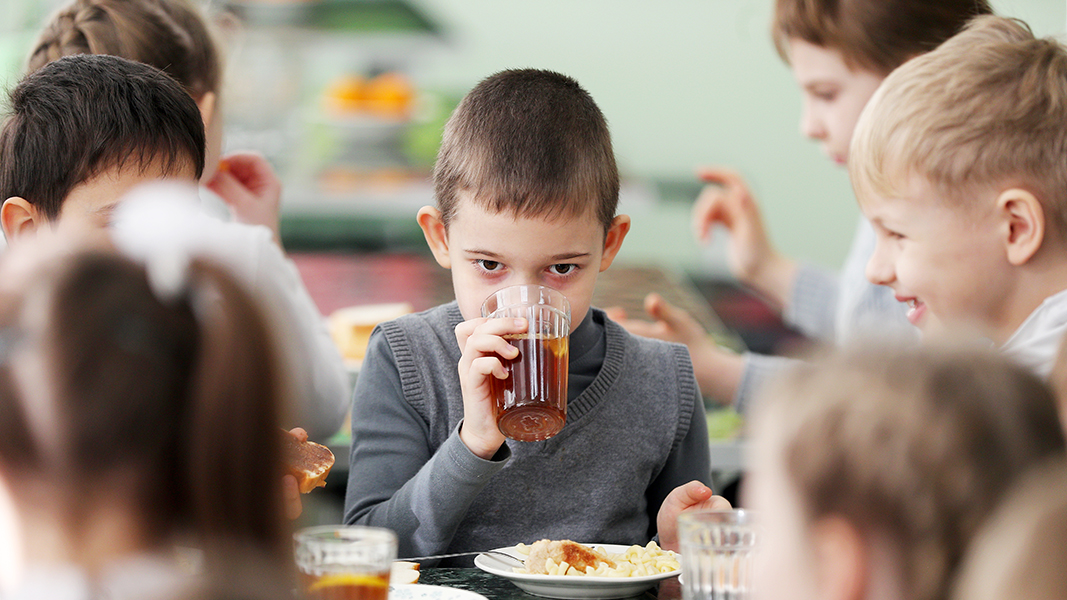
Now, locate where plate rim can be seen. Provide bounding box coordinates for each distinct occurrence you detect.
[473,543,681,585]
[389,583,490,600]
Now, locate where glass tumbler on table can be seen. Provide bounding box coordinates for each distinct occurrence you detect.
[481,284,571,442]
[294,525,397,600]
[679,509,759,600]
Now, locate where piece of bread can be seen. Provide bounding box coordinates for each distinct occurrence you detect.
[525,540,616,574]
[392,561,421,584]
[283,435,335,493]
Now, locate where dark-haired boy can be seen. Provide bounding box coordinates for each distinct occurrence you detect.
[0,54,204,239]
[344,69,724,561]
[0,54,349,455]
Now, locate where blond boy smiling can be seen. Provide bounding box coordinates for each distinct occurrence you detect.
[850,15,1067,376]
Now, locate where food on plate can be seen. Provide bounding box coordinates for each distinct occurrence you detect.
[523,540,615,575]
[283,434,335,493]
[513,540,679,577]
[391,560,421,584]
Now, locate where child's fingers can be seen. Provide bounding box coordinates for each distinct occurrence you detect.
[696,166,744,188]
[692,184,735,242]
[468,355,509,380]
[283,474,303,520]
[646,294,706,339]
[454,317,489,347]
[456,317,527,351]
[461,330,521,364]
[221,151,280,192]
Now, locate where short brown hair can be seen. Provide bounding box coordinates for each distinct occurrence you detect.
[433,69,619,232]
[772,0,993,75]
[849,16,1067,237]
[27,0,222,100]
[755,343,1065,600]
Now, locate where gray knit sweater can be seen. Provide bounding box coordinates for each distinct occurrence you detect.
[343,303,710,565]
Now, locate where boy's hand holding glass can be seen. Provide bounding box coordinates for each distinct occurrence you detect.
[454,315,525,459]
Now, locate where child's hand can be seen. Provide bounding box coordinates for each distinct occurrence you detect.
[206,151,283,245]
[693,167,795,309]
[656,481,732,552]
[607,293,708,347]
[607,294,743,405]
[283,427,308,520]
[454,317,525,459]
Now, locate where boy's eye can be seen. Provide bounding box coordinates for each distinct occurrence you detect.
[548,264,576,276]
[476,259,502,272]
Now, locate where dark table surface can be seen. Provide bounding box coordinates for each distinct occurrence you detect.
[417,568,681,600]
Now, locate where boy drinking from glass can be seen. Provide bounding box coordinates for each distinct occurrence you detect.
[344,69,723,561]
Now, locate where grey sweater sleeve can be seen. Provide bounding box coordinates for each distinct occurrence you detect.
[343,331,510,558]
[782,262,839,342]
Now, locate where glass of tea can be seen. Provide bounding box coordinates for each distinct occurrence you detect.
[294,525,398,600]
[481,284,571,442]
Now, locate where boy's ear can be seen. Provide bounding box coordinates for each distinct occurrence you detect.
[1,197,45,242]
[811,516,867,600]
[196,91,217,130]
[417,206,451,268]
[997,187,1044,266]
[599,215,631,272]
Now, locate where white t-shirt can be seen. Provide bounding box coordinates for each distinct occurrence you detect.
[1000,287,1067,379]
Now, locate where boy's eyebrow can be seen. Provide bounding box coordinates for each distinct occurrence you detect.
[463,248,592,261]
[91,203,121,219]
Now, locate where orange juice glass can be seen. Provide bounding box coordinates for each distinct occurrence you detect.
[294,525,397,600]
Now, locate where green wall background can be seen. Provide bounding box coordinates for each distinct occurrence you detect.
[1,0,1064,275]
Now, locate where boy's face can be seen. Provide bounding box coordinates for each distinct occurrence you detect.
[789,39,885,166]
[58,162,198,234]
[861,177,1011,338]
[3,159,199,243]
[420,193,629,326]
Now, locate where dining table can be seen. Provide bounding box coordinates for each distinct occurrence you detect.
[416,568,682,600]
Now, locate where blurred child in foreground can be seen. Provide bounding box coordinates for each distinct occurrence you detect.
[747,344,1066,600]
[0,231,295,599]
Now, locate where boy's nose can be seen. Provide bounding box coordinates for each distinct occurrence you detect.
[800,104,825,141]
[865,246,895,286]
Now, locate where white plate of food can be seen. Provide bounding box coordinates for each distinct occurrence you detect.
[473,541,680,599]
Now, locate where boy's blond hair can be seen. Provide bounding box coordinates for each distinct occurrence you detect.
[951,457,1067,600]
[756,343,1065,600]
[850,16,1067,236]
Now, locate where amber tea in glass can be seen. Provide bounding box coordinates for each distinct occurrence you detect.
[294,526,397,600]
[482,285,571,442]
